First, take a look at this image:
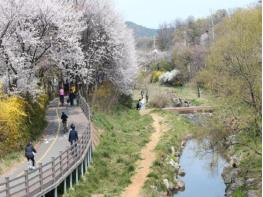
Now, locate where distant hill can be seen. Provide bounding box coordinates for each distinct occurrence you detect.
[126,21,158,38]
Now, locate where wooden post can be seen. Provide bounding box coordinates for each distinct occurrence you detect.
[59,151,63,176]
[64,179,67,194]
[87,148,90,166]
[81,162,84,177]
[66,149,69,169]
[52,157,55,183]
[90,146,92,163]
[25,170,29,196]
[39,163,43,192]
[69,173,72,188]
[76,167,79,184]
[197,85,201,98]
[73,143,77,158]
[84,154,88,171]
[5,177,10,197]
[54,187,58,197]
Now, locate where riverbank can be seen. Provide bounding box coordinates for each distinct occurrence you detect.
[221,134,262,197]
[142,110,199,196]
[64,105,153,197]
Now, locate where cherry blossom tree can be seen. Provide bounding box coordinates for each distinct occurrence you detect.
[80,0,137,94]
[0,0,137,95]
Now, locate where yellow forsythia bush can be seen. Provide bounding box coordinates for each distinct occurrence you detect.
[0,87,49,156]
[150,71,163,83]
[0,93,28,155]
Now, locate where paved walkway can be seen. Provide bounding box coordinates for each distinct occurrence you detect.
[0,97,89,181]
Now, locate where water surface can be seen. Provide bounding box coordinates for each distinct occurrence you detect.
[174,140,226,197]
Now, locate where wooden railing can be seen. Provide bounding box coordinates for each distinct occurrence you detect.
[0,95,92,197]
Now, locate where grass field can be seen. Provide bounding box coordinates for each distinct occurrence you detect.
[64,105,153,197]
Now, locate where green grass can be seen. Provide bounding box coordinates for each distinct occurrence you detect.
[232,187,246,197]
[0,152,24,174]
[64,105,153,197]
[143,111,198,196]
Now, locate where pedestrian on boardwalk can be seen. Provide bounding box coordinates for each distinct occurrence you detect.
[25,142,37,169]
[68,124,78,145]
[64,80,70,96]
[59,87,65,106]
[61,112,68,133]
[69,88,75,106]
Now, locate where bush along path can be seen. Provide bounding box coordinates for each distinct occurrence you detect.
[64,106,153,197]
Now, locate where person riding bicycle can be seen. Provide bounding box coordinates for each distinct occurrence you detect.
[61,112,68,133]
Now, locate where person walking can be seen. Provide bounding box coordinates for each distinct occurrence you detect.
[136,99,141,110]
[25,142,37,170]
[68,124,79,156]
[69,88,75,106]
[59,87,65,106]
[64,80,70,96]
[68,124,78,145]
[61,112,68,133]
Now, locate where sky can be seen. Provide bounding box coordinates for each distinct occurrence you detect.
[112,0,257,29]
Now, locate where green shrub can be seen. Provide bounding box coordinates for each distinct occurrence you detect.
[159,60,174,71]
[232,187,246,197]
[118,94,133,108]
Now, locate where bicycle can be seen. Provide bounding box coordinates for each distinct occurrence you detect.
[62,121,68,133]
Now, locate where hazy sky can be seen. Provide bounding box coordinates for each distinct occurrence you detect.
[112,0,257,28]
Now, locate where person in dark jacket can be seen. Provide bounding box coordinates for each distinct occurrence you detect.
[25,142,37,168]
[64,80,70,96]
[61,112,68,133]
[136,99,141,110]
[69,89,75,106]
[68,124,78,145]
[61,112,68,122]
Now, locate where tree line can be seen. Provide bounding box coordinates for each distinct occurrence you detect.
[0,0,137,96]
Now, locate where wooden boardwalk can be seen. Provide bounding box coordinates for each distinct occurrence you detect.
[0,95,92,197]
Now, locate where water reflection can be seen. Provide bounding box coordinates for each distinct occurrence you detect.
[174,140,226,197]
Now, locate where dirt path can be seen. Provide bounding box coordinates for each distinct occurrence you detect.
[121,113,166,197]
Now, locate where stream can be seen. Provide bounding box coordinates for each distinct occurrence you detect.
[174,139,227,197]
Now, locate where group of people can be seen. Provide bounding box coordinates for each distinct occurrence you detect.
[59,80,77,106]
[25,112,79,170]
